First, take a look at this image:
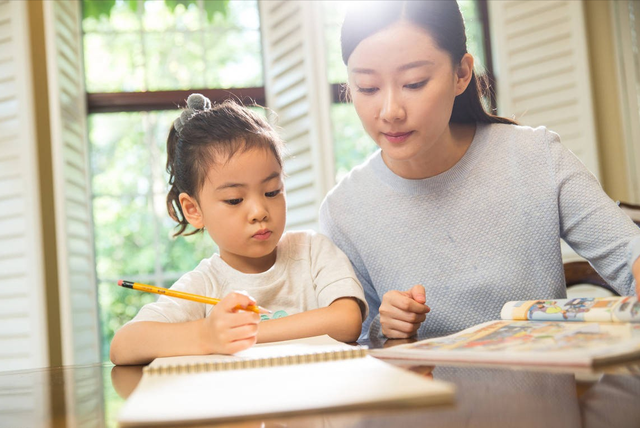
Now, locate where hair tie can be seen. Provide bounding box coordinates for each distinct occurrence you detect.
[173,93,212,134]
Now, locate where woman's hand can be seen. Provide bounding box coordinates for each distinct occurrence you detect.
[200,291,260,354]
[379,284,430,338]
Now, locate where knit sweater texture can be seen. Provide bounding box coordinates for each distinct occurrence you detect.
[319,123,640,339]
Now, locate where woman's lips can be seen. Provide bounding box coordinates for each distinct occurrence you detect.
[253,231,272,241]
[383,131,413,144]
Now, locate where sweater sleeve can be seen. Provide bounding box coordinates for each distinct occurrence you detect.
[319,196,383,340]
[549,129,640,295]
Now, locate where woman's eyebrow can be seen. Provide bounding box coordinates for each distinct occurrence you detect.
[350,67,376,75]
[397,60,435,72]
[351,60,435,75]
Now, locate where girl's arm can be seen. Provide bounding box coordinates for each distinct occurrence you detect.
[110,292,260,365]
[256,297,363,343]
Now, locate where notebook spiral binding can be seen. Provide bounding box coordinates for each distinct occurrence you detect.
[143,346,369,375]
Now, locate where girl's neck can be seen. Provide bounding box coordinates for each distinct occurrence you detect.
[383,122,476,180]
[219,247,278,274]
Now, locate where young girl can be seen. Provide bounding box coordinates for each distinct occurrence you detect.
[110,95,367,365]
[319,0,640,341]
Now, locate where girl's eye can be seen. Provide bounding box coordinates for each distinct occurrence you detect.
[224,198,243,206]
[265,189,281,198]
[356,86,378,94]
[405,80,428,90]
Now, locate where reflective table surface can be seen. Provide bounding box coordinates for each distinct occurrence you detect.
[2,339,640,428]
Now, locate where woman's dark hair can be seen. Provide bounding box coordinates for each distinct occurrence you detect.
[341,0,516,125]
[166,96,285,236]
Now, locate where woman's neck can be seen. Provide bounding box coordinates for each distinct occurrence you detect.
[382,122,477,180]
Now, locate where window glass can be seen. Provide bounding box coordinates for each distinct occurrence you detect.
[83,0,262,92]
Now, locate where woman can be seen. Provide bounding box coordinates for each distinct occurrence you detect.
[319,0,640,340]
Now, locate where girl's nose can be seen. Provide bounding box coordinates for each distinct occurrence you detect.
[250,202,269,223]
[379,90,406,122]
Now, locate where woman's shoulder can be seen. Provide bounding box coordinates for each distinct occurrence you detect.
[483,122,560,155]
[323,150,381,202]
[486,122,553,140]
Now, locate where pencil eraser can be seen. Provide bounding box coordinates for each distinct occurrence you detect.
[117,280,123,286]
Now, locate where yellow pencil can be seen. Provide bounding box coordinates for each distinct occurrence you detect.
[117,280,271,314]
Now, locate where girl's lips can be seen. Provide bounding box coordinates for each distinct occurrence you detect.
[383,131,413,144]
[253,231,272,241]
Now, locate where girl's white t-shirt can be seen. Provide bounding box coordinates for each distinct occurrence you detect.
[129,230,368,323]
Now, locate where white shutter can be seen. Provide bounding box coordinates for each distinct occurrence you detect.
[43,0,100,367]
[0,1,49,371]
[259,0,334,230]
[612,0,640,203]
[489,0,601,178]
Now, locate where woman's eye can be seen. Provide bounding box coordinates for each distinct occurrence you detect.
[225,198,243,205]
[265,189,281,198]
[405,80,428,90]
[356,86,378,94]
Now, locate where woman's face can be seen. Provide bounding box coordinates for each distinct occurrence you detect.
[347,21,472,175]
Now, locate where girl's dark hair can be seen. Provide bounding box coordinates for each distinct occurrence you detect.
[341,0,516,125]
[166,96,285,237]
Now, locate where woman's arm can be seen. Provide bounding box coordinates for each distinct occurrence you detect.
[110,292,260,365]
[257,297,363,343]
[550,130,640,295]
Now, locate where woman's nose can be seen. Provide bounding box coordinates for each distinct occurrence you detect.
[379,90,406,122]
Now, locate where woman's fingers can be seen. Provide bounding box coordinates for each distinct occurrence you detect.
[380,288,430,338]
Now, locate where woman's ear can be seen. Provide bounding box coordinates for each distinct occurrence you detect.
[179,193,204,229]
[455,53,474,96]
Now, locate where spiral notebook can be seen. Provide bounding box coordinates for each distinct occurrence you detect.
[118,335,455,426]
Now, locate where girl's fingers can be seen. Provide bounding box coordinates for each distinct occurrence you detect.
[223,336,258,354]
[218,291,258,312]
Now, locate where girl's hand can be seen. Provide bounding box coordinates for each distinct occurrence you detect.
[633,257,640,296]
[200,291,260,355]
[379,285,430,338]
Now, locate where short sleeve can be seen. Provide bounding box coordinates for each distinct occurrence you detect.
[309,232,369,320]
[128,270,212,324]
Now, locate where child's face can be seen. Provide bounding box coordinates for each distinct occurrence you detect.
[180,147,286,273]
[347,21,471,170]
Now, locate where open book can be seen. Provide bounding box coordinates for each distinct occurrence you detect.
[371,296,640,369]
[118,335,455,426]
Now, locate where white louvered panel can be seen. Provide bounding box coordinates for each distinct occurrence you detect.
[43,0,100,371]
[260,0,334,231]
[490,0,600,178]
[0,0,48,374]
[0,294,28,315]
[286,187,316,211]
[285,169,315,194]
[280,117,311,145]
[0,313,28,337]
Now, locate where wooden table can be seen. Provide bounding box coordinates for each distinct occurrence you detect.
[2,346,640,427]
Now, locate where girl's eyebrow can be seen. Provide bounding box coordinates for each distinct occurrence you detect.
[351,60,434,75]
[215,171,281,191]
